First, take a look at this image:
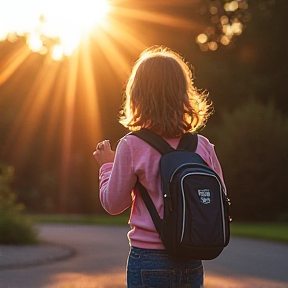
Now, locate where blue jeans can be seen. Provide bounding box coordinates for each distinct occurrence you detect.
[126,246,203,288]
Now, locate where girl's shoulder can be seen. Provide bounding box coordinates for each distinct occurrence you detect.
[119,132,144,144]
[197,134,214,146]
[117,132,153,150]
[196,134,216,155]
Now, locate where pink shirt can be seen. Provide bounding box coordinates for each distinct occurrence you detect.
[99,133,226,250]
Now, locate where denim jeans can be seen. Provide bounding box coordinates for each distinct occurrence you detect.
[126,246,203,288]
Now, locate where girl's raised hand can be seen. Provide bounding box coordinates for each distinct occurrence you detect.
[93,140,115,166]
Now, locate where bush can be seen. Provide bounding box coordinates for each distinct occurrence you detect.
[206,99,288,221]
[0,164,38,244]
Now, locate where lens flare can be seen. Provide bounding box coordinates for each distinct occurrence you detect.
[0,0,111,60]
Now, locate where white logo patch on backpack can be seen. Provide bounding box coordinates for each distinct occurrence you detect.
[198,189,211,204]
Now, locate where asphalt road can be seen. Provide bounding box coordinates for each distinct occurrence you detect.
[0,224,287,288]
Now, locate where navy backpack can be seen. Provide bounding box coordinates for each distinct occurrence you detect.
[132,129,231,260]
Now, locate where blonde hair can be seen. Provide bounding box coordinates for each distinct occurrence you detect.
[119,45,213,137]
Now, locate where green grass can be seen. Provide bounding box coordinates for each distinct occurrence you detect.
[29,214,288,244]
[230,222,288,244]
[29,213,129,226]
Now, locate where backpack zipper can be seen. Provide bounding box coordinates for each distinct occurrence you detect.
[170,163,210,182]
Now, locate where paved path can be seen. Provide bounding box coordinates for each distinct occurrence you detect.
[0,224,287,288]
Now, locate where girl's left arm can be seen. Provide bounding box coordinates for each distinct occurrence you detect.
[209,145,227,194]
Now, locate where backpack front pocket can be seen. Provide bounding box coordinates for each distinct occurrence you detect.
[178,172,226,248]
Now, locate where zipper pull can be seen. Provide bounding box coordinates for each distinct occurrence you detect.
[164,194,172,212]
[226,197,232,222]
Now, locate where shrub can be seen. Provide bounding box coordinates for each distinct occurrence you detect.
[206,99,288,221]
[0,164,39,244]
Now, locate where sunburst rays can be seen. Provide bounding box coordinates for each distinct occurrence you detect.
[0,0,203,212]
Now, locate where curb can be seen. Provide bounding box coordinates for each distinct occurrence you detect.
[0,243,75,270]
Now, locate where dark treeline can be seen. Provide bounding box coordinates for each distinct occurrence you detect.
[0,0,287,221]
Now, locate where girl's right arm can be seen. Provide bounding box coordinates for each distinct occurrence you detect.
[98,137,137,215]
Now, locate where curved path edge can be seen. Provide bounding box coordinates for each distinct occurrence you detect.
[0,242,75,270]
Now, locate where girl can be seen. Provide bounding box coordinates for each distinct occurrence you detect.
[93,45,226,288]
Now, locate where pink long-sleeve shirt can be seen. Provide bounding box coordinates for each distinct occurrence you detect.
[99,133,226,250]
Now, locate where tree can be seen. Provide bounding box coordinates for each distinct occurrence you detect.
[205,99,288,221]
[0,164,38,244]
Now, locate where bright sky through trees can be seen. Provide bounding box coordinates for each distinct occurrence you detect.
[0,0,111,60]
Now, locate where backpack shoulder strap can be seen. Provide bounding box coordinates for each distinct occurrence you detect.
[131,129,174,155]
[136,180,162,234]
[177,132,198,152]
[131,129,198,154]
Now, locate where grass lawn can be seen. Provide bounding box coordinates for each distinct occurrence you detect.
[30,213,129,226]
[29,214,288,244]
[230,222,288,244]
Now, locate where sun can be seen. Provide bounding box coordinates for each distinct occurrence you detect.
[0,0,111,60]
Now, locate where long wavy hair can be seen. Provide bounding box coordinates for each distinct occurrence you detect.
[119,45,214,137]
